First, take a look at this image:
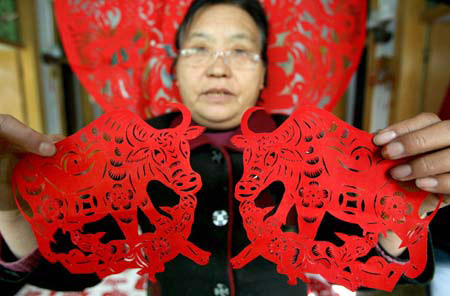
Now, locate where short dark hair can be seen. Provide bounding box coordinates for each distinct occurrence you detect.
[174,0,269,66]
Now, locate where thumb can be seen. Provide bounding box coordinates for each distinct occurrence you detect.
[47,134,66,143]
[0,114,56,156]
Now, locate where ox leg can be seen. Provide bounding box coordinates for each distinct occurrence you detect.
[295,203,324,239]
[277,264,299,286]
[276,266,307,286]
[112,210,140,242]
[180,241,211,265]
[230,244,260,269]
[35,231,58,262]
[272,192,296,224]
[405,238,428,278]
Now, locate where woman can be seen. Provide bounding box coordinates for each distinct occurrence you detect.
[1,0,449,295]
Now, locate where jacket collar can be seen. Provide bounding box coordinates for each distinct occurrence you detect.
[169,109,278,151]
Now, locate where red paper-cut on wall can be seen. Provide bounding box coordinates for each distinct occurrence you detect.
[230,106,441,292]
[12,104,210,281]
[54,0,366,117]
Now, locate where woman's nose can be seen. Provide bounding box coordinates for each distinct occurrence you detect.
[206,54,231,77]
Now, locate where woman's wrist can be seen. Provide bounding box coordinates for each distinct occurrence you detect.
[378,230,407,258]
[0,209,37,259]
[0,208,23,223]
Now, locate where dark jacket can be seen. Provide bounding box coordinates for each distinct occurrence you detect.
[146,111,307,295]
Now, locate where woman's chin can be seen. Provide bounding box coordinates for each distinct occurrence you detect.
[196,112,240,129]
[198,106,234,121]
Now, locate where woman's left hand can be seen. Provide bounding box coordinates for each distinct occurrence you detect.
[373,112,450,256]
[373,112,450,213]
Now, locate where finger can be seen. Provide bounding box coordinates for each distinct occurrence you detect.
[415,172,450,195]
[381,120,450,159]
[48,134,66,143]
[390,147,450,180]
[0,155,19,211]
[373,113,441,146]
[418,193,450,217]
[0,114,56,156]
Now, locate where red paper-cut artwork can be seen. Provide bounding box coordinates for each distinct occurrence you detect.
[12,104,210,281]
[230,106,441,291]
[54,0,366,117]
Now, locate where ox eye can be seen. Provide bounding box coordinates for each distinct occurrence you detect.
[264,151,277,166]
[153,149,166,164]
[180,141,189,157]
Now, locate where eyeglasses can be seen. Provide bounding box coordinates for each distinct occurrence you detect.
[178,48,261,70]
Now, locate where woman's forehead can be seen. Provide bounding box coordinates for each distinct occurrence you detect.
[186,31,258,44]
[183,4,260,44]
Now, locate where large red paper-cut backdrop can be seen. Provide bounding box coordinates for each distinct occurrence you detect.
[54,0,366,117]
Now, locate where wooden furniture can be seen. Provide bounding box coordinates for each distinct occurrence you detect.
[363,0,450,132]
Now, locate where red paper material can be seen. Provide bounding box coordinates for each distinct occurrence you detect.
[54,0,366,117]
[230,106,441,291]
[12,104,210,281]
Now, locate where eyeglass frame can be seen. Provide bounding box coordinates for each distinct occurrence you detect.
[177,48,262,69]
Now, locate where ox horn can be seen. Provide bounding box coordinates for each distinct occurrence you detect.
[241,107,265,136]
[166,102,191,130]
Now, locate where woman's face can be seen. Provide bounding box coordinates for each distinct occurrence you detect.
[175,4,266,130]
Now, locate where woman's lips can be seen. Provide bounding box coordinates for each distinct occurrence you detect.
[200,89,235,103]
[201,93,235,103]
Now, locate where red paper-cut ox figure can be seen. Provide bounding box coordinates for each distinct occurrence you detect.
[230,106,440,291]
[13,104,210,281]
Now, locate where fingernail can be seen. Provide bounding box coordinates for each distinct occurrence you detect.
[391,164,412,179]
[383,142,404,159]
[416,178,438,188]
[39,142,56,156]
[374,130,396,145]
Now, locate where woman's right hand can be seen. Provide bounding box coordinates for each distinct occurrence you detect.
[0,114,61,257]
[0,114,59,210]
